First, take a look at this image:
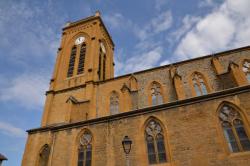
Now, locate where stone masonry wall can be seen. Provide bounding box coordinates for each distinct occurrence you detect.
[23,90,250,166]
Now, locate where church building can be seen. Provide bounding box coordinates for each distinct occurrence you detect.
[22,12,250,166]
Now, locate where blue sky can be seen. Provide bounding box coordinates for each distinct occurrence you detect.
[0,0,250,165]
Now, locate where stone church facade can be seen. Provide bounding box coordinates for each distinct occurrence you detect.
[22,12,250,166]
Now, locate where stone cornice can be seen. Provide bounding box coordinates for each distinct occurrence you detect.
[46,84,87,95]
[28,84,250,134]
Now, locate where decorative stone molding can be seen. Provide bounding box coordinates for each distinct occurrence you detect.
[211,56,224,75]
[228,61,248,86]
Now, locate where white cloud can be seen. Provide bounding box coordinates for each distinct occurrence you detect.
[0,72,49,110]
[136,11,172,40]
[0,1,64,63]
[104,11,172,41]
[103,13,124,29]
[115,46,163,74]
[198,0,218,8]
[105,11,172,75]
[170,15,201,42]
[103,13,135,33]
[0,121,26,138]
[160,60,170,66]
[174,0,250,60]
[155,0,168,11]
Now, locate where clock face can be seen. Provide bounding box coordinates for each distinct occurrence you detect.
[75,36,85,45]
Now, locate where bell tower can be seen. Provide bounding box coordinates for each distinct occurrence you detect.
[50,11,114,91]
[41,12,115,126]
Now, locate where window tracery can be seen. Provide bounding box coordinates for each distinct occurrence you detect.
[78,131,92,166]
[192,73,208,96]
[242,60,250,82]
[145,119,167,164]
[151,82,163,106]
[219,105,250,152]
[110,91,119,115]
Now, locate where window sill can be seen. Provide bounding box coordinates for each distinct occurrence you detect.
[150,162,171,166]
[66,73,85,80]
[228,151,250,158]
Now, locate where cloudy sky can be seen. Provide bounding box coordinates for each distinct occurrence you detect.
[0,0,250,165]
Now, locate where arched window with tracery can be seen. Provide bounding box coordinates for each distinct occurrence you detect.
[78,130,92,166]
[145,119,167,164]
[242,60,250,82]
[77,43,86,75]
[151,82,163,106]
[67,46,77,77]
[38,144,50,166]
[219,104,250,152]
[192,72,208,96]
[110,91,119,115]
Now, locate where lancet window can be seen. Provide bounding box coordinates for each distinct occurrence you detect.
[242,60,250,82]
[145,119,167,164]
[77,43,86,74]
[78,131,92,166]
[192,73,208,96]
[98,42,106,80]
[219,105,250,152]
[38,144,50,166]
[151,82,163,106]
[67,46,77,77]
[110,91,119,115]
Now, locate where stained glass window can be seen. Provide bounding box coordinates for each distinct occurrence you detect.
[219,105,250,152]
[78,131,92,166]
[145,119,167,164]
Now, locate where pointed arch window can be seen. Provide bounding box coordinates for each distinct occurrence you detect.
[98,42,106,80]
[67,46,77,77]
[38,144,50,166]
[192,73,208,96]
[77,43,86,74]
[110,91,119,115]
[219,105,250,152]
[145,119,167,164]
[78,131,92,166]
[151,82,163,106]
[242,60,250,82]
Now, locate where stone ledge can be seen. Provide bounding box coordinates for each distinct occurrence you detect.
[28,84,250,134]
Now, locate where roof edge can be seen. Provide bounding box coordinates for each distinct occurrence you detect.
[100,45,250,83]
[62,13,114,47]
[28,84,250,134]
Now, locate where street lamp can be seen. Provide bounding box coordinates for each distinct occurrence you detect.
[122,136,132,166]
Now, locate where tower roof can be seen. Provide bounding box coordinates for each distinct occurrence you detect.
[0,153,7,161]
[62,11,114,47]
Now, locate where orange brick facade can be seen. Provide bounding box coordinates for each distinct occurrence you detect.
[22,12,250,166]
